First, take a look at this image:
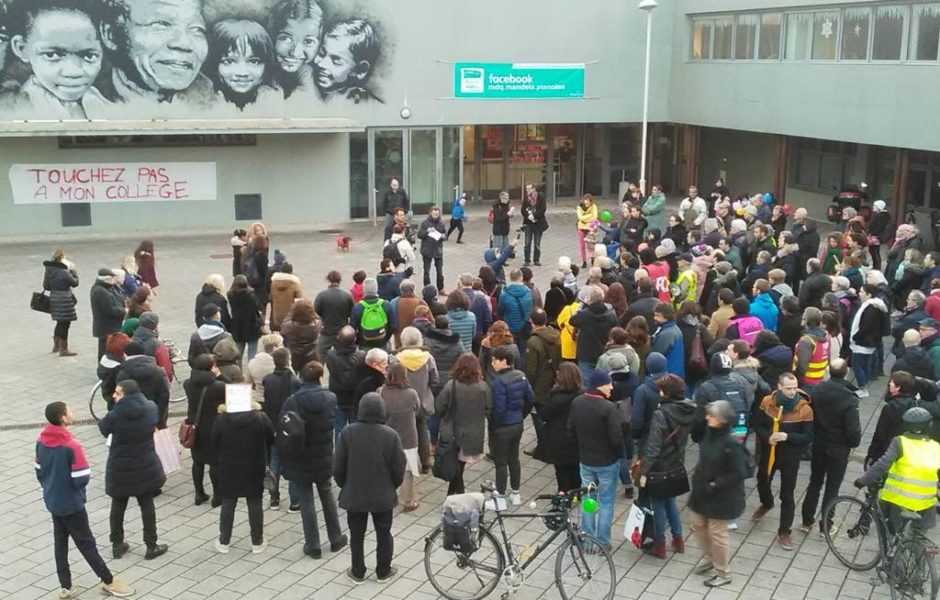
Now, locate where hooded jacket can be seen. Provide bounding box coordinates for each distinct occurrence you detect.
[850,297,889,352]
[731,356,764,409]
[194,283,231,329]
[90,278,125,338]
[281,316,322,367]
[459,286,493,337]
[98,392,165,498]
[117,355,171,428]
[808,377,861,449]
[651,319,685,379]
[641,395,695,478]
[270,272,303,331]
[261,367,300,425]
[227,288,262,344]
[754,342,793,387]
[425,327,464,393]
[187,320,234,366]
[692,354,749,442]
[325,340,365,408]
[376,271,407,301]
[35,425,90,515]
[280,383,337,483]
[750,293,779,332]
[525,326,561,403]
[569,302,618,364]
[489,368,534,428]
[769,283,794,308]
[688,425,747,521]
[497,283,533,335]
[211,408,275,498]
[394,347,440,415]
[446,308,476,352]
[213,336,244,383]
[333,393,406,513]
[131,326,172,379]
[596,344,640,379]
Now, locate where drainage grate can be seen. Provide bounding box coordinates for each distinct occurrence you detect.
[319,229,343,234]
[0,410,188,432]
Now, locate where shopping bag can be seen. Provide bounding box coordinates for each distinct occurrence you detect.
[624,502,655,550]
[154,428,182,476]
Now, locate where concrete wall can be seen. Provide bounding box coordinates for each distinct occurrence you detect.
[0,133,350,235]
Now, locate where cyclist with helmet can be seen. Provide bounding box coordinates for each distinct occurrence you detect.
[855,406,940,531]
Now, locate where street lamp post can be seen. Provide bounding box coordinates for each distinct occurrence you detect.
[638,0,658,196]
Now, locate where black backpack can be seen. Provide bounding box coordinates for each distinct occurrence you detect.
[275,409,306,460]
[734,438,757,479]
[383,240,405,266]
[703,378,749,442]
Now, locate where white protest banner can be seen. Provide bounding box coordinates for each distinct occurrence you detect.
[9,162,217,204]
[225,384,253,414]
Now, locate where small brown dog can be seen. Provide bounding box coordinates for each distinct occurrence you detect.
[335,235,351,252]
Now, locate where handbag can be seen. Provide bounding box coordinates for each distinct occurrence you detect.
[624,500,655,550]
[260,413,278,492]
[178,388,207,449]
[31,291,50,313]
[154,428,182,476]
[432,384,461,482]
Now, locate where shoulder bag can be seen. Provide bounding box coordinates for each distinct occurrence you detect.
[643,414,690,497]
[179,387,207,449]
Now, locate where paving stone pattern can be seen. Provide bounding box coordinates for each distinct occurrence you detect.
[0,206,928,599]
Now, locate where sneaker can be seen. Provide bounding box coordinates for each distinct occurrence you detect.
[112,542,130,559]
[856,389,870,399]
[798,522,814,534]
[287,504,300,514]
[330,535,348,553]
[58,588,74,599]
[269,495,280,510]
[726,522,738,531]
[752,506,771,521]
[623,487,635,500]
[376,566,399,583]
[820,523,839,537]
[144,544,168,560]
[509,491,522,506]
[251,538,267,554]
[534,262,541,267]
[101,578,135,598]
[778,533,796,551]
[704,574,732,588]
[346,568,366,586]
[214,540,229,554]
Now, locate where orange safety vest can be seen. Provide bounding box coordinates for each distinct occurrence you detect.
[794,333,830,386]
[646,261,672,303]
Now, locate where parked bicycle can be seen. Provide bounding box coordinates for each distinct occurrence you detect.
[423,482,616,600]
[822,485,939,599]
[89,339,189,421]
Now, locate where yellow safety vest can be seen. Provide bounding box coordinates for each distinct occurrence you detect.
[880,436,940,512]
[673,269,697,309]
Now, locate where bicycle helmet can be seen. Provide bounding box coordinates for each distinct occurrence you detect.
[902,406,932,435]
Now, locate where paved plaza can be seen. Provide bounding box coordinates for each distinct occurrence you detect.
[0,206,920,599]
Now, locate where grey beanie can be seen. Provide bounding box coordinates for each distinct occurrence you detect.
[363,277,379,296]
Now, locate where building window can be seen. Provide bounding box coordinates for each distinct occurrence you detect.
[735,14,758,59]
[692,19,713,59]
[785,13,812,59]
[910,3,940,61]
[758,13,782,59]
[841,7,871,60]
[792,138,856,192]
[59,134,257,148]
[812,12,840,60]
[873,5,907,60]
[713,17,734,59]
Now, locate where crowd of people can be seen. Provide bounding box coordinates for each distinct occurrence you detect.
[33,181,940,596]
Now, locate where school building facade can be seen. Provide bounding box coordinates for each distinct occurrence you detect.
[0,0,937,235]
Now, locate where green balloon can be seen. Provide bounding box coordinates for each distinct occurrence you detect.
[582,497,598,514]
[600,210,612,222]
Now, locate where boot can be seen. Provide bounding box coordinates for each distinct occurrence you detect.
[58,340,77,357]
[671,536,685,553]
[643,542,666,559]
[52,337,60,353]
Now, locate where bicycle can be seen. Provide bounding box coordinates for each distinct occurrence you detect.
[822,485,939,599]
[423,483,616,600]
[89,339,189,421]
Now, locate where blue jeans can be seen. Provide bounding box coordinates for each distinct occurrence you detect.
[268,447,298,505]
[577,361,595,391]
[619,444,633,487]
[429,413,440,445]
[579,462,619,547]
[334,405,356,444]
[852,351,873,388]
[649,494,682,544]
[236,340,258,363]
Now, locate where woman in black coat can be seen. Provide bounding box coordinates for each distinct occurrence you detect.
[227,275,263,361]
[688,400,747,588]
[98,380,167,559]
[43,250,79,356]
[184,354,229,506]
[212,403,275,552]
[195,275,232,329]
[538,363,582,492]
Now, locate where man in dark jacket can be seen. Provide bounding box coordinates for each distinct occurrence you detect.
[36,401,135,597]
[799,259,831,310]
[375,261,413,302]
[333,392,406,584]
[352,348,388,411]
[866,371,921,468]
[570,286,618,385]
[568,370,624,550]
[799,359,861,534]
[776,295,803,350]
[521,184,548,266]
[381,178,410,242]
[131,312,173,380]
[187,304,235,366]
[752,373,814,551]
[280,362,347,559]
[98,380,168,561]
[525,309,560,457]
[425,316,464,395]
[325,326,366,440]
[489,346,535,502]
[262,348,300,509]
[621,277,657,330]
[314,271,354,357]
[891,291,928,355]
[417,206,446,291]
[90,269,126,360]
[691,353,749,443]
[352,278,395,349]
[459,273,493,340]
[117,341,171,429]
[892,329,937,379]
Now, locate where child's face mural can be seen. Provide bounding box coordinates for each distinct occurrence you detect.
[12,10,102,102]
[314,34,358,91]
[274,17,319,73]
[218,44,264,94]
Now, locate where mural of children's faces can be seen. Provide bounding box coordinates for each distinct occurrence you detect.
[219,42,264,94]
[314,32,360,91]
[11,9,102,102]
[273,16,320,74]
[209,20,273,99]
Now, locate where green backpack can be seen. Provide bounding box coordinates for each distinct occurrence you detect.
[359,299,388,341]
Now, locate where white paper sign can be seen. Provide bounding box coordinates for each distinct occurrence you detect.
[225,384,253,414]
[9,162,217,204]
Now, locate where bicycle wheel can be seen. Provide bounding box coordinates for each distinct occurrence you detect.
[89,381,104,422]
[554,532,616,600]
[889,539,939,600]
[424,525,505,600]
[822,495,885,571]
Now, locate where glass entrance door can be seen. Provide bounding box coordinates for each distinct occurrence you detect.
[409,129,438,215]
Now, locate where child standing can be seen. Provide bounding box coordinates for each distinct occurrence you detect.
[35,401,135,598]
[446,193,467,243]
[134,241,158,294]
[350,270,367,303]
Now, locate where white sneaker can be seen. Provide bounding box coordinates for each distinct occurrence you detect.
[214,540,230,554]
[485,494,508,512]
[509,491,522,506]
[726,522,738,531]
[251,538,267,554]
[856,389,870,398]
[58,588,74,599]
